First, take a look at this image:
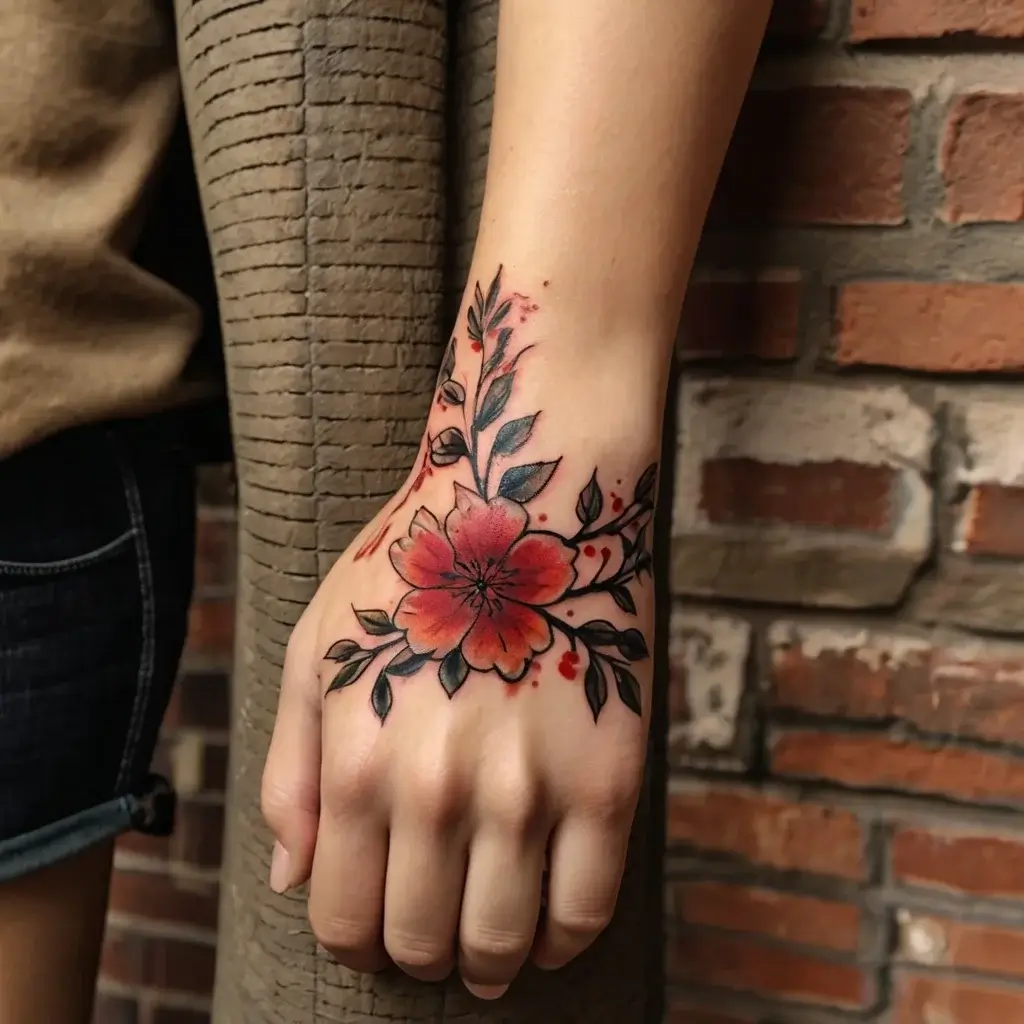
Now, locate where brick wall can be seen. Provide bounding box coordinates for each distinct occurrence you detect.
[94,467,235,1024]
[95,1,1024,1021]
[667,1,1024,1021]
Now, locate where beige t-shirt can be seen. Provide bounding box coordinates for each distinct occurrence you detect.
[0,0,205,459]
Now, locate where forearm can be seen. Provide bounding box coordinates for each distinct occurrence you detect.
[468,0,770,386]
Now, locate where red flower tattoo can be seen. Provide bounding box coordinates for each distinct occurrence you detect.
[323,267,657,723]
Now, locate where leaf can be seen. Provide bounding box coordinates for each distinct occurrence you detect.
[440,337,456,379]
[575,469,603,526]
[612,663,643,716]
[324,638,363,662]
[577,619,620,647]
[430,427,469,467]
[474,281,485,312]
[370,670,393,721]
[439,649,470,697]
[354,608,396,636]
[484,268,502,314]
[440,379,466,406]
[496,459,560,503]
[326,654,371,694]
[386,648,432,677]
[487,298,513,332]
[491,414,537,458]
[475,372,515,431]
[611,586,637,615]
[583,658,608,723]
[482,327,513,378]
[634,463,658,506]
[617,628,650,662]
[467,305,483,342]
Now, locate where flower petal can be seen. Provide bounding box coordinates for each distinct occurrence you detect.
[499,532,578,606]
[393,586,477,657]
[461,600,552,682]
[444,483,527,572]
[390,507,458,588]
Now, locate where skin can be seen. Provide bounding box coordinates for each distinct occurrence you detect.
[264,0,771,1001]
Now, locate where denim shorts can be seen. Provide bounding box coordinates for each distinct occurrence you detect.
[0,417,196,881]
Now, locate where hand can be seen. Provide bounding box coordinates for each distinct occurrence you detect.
[261,266,659,998]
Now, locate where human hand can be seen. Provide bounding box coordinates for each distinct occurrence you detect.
[261,266,659,998]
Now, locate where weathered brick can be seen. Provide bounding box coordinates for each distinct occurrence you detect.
[116,802,224,868]
[668,610,752,770]
[714,88,910,225]
[184,597,235,665]
[193,514,237,590]
[771,729,1024,807]
[108,869,219,931]
[92,991,139,1024]
[666,1004,755,1024]
[894,972,1024,1023]
[899,910,1024,980]
[100,928,216,995]
[670,881,862,952]
[943,93,1024,223]
[164,672,230,732]
[667,781,866,879]
[672,378,935,607]
[678,275,801,363]
[835,282,1024,373]
[892,824,1024,899]
[768,622,1024,745]
[851,0,1024,40]
[667,931,873,1009]
[960,485,1024,558]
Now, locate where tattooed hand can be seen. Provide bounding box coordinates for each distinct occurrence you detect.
[261,267,659,998]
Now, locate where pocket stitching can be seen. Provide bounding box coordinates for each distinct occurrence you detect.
[0,527,136,575]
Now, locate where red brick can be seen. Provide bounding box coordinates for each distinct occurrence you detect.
[769,625,1024,746]
[894,972,1024,1023]
[714,88,910,225]
[960,484,1024,558]
[193,515,236,590]
[201,742,229,793]
[679,278,800,363]
[700,458,895,533]
[667,1003,755,1024]
[943,93,1024,223]
[851,0,1024,40]
[93,992,139,1024]
[196,463,236,508]
[150,1007,211,1024]
[100,928,216,995]
[164,672,230,731]
[667,783,865,879]
[108,869,219,931]
[768,0,829,39]
[892,825,1024,899]
[116,801,224,868]
[771,729,1024,805]
[901,912,1024,980]
[184,599,235,662]
[836,282,1024,372]
[670,881,861,952]
[668,931,873,1009]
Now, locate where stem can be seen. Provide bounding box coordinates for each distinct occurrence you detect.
[574,502,650,543]
[468,332,488,497]
[564,567,638,601]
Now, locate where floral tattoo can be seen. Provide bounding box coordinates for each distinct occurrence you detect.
[324,267,657,724]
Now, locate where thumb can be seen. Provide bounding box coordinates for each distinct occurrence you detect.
[262,617,322,893]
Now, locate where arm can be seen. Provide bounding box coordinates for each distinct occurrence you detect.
[262,0,771,1000]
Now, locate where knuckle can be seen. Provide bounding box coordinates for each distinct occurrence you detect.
[460,924,530,964]
[480,769,540,834]
[310,911,377,958]
[406,765,465,826]
[321,751,380,814]
[550,902,615,940]
[385,931,452,971]
[573,768,641,824]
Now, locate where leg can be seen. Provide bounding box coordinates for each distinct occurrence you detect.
[0,842,114,1024]
[0,421,196,1024]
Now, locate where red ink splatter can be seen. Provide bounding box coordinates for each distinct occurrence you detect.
[612,497,624,513]
[557,661,577,680]
[616,479,622,485]
[543,280,550,287]
[531,304,539,312]
[353,522,391,561]
[566,610,575,618]
[583,544,596,557]
[520,316,527,323]
[505,682,521,698]
[601,547,611,560]
[531,679,539,688]
[538,513,548,523]
[533,660,543,672]
[565,652,580,665]
[471,341,482,352]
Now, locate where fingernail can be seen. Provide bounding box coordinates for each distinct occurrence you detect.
[464,982,508,1001]
[269,841,292,893]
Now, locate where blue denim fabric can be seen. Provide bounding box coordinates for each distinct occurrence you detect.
[0,417,195,880]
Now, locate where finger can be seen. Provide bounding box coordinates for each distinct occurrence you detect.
[459,828,546,996]
[308,809,389,974]
[262,623,322,893]
[383,821,467,982]
[531,816,628,970]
